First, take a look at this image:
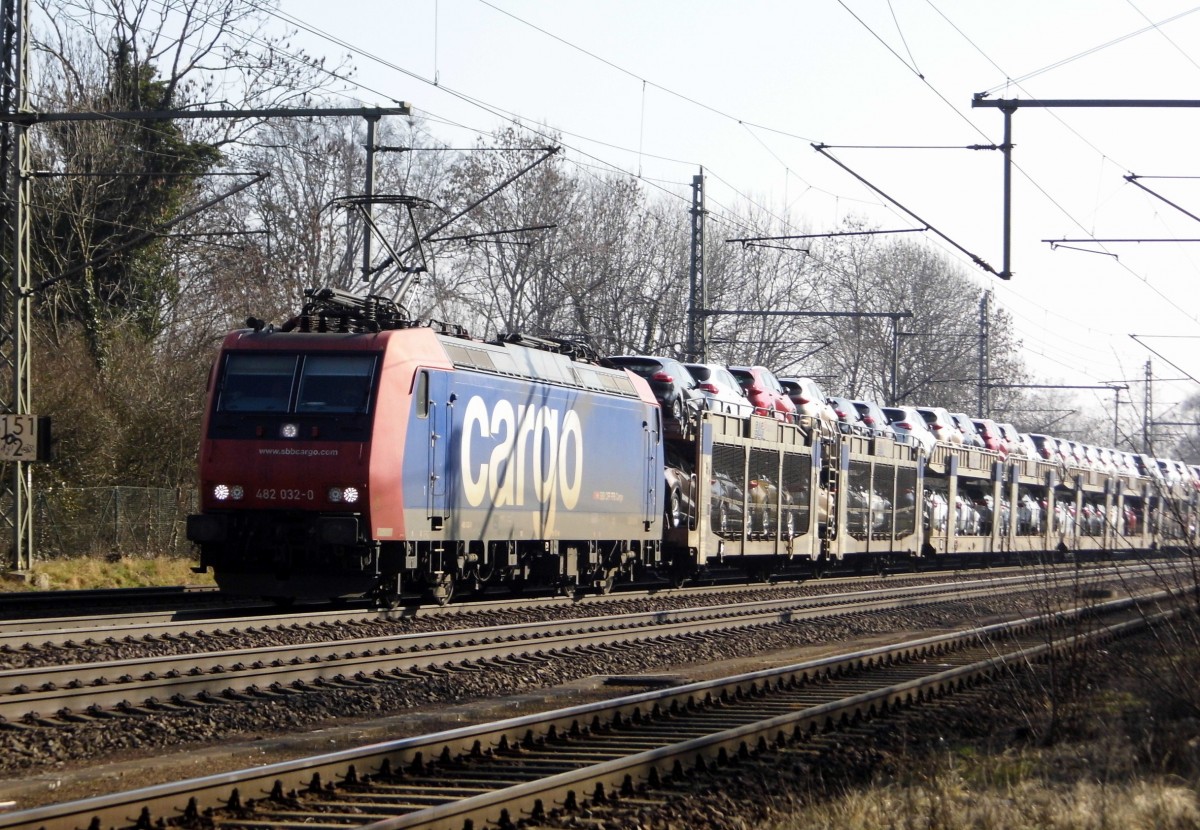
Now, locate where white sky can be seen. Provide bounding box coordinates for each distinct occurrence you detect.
[275,0,1200,423]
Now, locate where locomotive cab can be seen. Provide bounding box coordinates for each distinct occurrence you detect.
[187,333,392,600]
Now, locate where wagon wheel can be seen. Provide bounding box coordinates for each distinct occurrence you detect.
[376,587,402,610]
[434,574,456,606]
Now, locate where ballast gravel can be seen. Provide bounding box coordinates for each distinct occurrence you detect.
[0,591,1051,782]
[0,582,909,671]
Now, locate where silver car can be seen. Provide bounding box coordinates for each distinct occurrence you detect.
[851,399,894,439]
[882,405,938,453]
[683,363,754,417]
[949,413,986,448]
[914,406,963,445]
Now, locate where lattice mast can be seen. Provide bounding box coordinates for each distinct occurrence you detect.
[0,0,32,571]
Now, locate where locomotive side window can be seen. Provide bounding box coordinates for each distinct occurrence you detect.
[296,355,376,414]
[416,371,430,419]
[219,354,298,412]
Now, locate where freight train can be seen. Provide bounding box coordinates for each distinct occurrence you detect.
[186,287,1199,604]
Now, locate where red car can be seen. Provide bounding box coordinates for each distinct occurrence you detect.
[971,418,1009,459]
[728,365,798,422]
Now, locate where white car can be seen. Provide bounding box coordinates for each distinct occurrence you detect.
[778,376,838,431]
[882,406,938,454]
[683,363,754,417]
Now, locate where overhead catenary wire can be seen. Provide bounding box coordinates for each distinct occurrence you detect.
[73,0,1196,399]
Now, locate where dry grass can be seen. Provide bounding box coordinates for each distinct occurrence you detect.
[765,632,1200,830]
[779,775,1200,830]
[0,554,214,591]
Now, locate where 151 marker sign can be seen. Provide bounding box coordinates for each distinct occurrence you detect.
[0,415,51,462]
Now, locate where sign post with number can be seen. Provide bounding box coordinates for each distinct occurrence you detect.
[0,414,41,462]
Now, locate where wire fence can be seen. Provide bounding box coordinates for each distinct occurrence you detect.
[35,486,197,559]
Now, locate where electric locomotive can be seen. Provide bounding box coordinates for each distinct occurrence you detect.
[187,288,665,604]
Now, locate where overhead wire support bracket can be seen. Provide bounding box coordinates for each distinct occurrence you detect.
[1046,238,1200,243]
[811,143,1002,278]
[972,96,1200,280]
[0,104,412,126]
[1123,174,1200,225]
[425,223,557,244]
[32,172,270,294]
[1045,242,1119,259]
[725,227,926,248]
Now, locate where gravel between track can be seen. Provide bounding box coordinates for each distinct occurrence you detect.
[0,582,908,670]
[0,588,1071,809]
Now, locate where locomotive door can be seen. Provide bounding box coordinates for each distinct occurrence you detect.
[643,417,659,529]
[423,370,451,527]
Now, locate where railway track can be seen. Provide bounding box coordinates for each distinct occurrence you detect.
[0,577,895,642]
[1,591,1176,830]
[0,560,1110,636]
[0,572,1071,725]
[0,563,1124,651]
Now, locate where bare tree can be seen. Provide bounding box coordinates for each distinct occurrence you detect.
[813,222,1028,408]
[27,0,355,362]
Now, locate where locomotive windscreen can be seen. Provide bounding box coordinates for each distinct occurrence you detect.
[219,354,297,412]
[296,355,376,414]
[217,353,377,415]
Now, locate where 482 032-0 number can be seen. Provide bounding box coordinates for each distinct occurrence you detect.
[256,488,316,501]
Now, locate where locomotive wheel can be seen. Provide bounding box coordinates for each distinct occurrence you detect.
[599,567,618,595]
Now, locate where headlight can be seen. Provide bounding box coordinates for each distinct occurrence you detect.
[280,422,299,439]
[213,484,244,501]
[328,486,361,504]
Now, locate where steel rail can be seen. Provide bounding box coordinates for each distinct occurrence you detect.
[0,574,889,640]
[0,564,1130,651]
[0,578,859,643]
[1,593,1174,830]
[0,575,1073,723]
